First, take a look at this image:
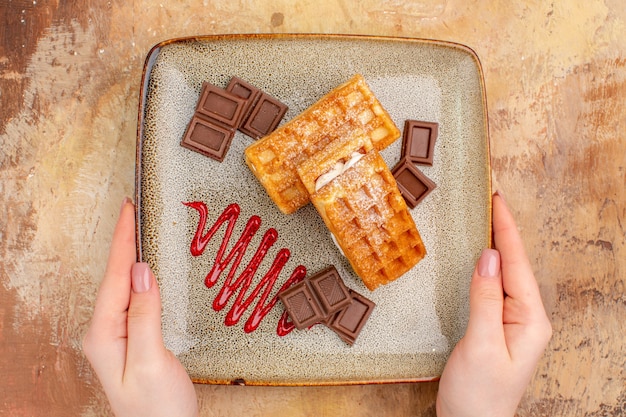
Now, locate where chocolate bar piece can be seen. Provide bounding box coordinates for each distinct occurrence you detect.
[196,82,247,128]
[279,266,376,345]
[240,92,288,139]
[308,266,352,315]
[278,280,324,329]
[327,290,375,345]
[182,79,287,161]
[391,158,436,208]
[226,77,262,124]
[402,120,438,166]
[181,115,235,162]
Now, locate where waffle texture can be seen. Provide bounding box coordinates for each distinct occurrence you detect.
[309,150,426,290]
[244,74,400,214]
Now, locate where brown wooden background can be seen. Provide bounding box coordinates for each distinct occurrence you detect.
[1,1,624,416]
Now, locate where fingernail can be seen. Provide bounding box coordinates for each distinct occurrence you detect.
[494,190,506,204]
[120,197,131,216]
[478,248,500,278]
[132,263,152,293]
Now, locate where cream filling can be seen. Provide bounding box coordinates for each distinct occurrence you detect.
[330,232,345,257]
[314,151,364,192]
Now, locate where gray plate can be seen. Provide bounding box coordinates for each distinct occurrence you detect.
[136,34,491,385]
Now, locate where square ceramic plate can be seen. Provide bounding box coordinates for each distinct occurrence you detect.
[136,34,491,385]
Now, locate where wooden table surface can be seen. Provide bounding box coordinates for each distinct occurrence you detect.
[1,1,624,416]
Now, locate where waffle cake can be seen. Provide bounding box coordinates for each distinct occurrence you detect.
[244,74,400,214]
[308,150,426,290]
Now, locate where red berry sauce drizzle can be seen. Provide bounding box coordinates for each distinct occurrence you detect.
[183,201,306,335]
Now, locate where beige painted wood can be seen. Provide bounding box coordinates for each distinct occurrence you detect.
[0,0,624,415]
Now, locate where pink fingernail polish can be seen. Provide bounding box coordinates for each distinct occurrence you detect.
[478,248,500,278]
[120,196,131,215]
[132,263,152,293]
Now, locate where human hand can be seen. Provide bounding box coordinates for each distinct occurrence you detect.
[83,198,199,417]
[436,192,552,417]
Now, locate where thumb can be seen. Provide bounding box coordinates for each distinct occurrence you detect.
[126,262,166,364]
[464,248,505,345]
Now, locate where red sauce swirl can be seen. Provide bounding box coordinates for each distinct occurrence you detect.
[183,201,305,334]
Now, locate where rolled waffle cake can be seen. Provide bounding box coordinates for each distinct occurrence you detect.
[244,74,425,289]
[244,74,400,214]
[307,149,426,290]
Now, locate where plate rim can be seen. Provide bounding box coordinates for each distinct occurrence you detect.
[134,33,493,386]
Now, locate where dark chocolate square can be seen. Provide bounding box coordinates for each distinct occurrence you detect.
[181,115,235,162]
[240,92,288,139]
[391,158,436,208]
[401,120,438,166]
[278,280,324,330]
[327,290,375,345]
[308,266,352,316]
[196,82,247,128]
[226,77,262,125]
